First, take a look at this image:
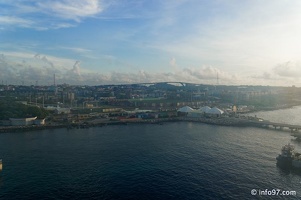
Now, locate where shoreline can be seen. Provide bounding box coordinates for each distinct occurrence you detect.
[1,104,301,133]
[0,116,270,133]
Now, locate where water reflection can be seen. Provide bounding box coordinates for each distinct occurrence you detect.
[0,174,3,188]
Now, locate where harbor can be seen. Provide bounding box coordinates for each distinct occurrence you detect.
[1,103,301,199]
[1,116,301,199]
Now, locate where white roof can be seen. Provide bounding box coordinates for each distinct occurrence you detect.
[177,106,194,113]
[207,107,224,115]
[199,106,211,113]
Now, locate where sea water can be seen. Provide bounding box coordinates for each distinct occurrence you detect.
[0,108,301,199]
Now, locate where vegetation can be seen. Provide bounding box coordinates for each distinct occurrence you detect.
[0,100,49,120]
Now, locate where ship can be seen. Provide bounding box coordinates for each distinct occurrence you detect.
[276,144,301,169]
[276,144,295,168]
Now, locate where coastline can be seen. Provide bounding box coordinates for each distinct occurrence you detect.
[0,116,260,133]
[1,104,301,133]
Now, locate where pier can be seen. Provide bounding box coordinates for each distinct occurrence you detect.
[249,120,301,132]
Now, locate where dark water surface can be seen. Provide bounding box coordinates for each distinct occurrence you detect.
[1,114,301,199]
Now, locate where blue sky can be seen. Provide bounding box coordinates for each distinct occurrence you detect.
[1,0,301,86]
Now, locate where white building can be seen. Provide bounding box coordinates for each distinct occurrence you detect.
[177,106,194,113]
[9,117,46,126]
[34,119,46,125]
[9,117,37,126]
[198,106,211,113]
[207,107,224,117]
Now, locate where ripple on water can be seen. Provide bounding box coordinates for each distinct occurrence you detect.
[0,118,301,199]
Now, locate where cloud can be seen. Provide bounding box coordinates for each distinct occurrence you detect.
[71,61,81,76]
[251,72,273,80]
[146,0,301,77]
[57,46,97,59]
[2,50,301,86]
[273,61,301,78]
[36,0,102,22]
[60,46,91,53]
[0,52,240,85]
[0,0,103,29]
[183,66,236,82]
[36,55,55,68]
[0,16,33,27]
[169,57,177,67]
[246,61,301,86]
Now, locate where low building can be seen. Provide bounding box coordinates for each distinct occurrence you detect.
[34,119,46,125]
[206,107,224,117]
[198,106,211,113]
[177,106,194,113]
[55,107,71,114]
[8,117,46,126]
[0,120,11,126]
[9,117,37,126]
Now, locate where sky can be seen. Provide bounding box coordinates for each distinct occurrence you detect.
[1,0,301,86]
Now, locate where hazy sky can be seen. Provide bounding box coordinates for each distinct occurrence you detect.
[1,0,301,86]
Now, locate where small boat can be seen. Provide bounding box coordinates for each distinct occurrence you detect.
[0,159,2,171]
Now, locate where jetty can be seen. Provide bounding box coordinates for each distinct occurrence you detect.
[248,120,301,132]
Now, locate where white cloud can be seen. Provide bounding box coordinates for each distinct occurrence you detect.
[0,0,103,29]
[6,50,300,86]
[0,16,33,27]
[169,57,177,67]
[273,61,301,78]
[0,52,241,85]
[148,1,301,77]
[59,46,91,53]
[36,0,102,22]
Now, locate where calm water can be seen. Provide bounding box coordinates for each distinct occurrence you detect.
[1,108,301,199]
[248,106,301,125]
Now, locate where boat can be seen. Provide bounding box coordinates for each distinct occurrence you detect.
[276,144,301,169]
[276,144,295,168]
[0,159,2,171]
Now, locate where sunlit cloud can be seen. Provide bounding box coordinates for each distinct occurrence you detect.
[1,1,301,86]
[273,61,301,78]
